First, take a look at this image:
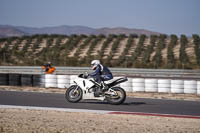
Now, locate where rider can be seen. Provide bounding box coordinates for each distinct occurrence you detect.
[42,62,55,74]
[88,60,113,93]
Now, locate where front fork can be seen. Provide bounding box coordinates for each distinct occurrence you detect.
[72,84,79,95]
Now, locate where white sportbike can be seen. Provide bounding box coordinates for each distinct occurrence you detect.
[65,73,127,105]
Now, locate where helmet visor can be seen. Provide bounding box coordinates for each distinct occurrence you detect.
[91,64,97,70]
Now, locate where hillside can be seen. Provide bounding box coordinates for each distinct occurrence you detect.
[95,27,160,36]
[0,25,25,37]
[0,25,161,37]
[0,34,200,69]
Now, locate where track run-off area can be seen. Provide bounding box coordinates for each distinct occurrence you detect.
[0,90,200,119]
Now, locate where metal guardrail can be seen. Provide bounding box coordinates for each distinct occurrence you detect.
[0,66,200,79]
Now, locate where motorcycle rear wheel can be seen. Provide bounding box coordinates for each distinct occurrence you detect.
[105,87,126,105]
[65,85,82,103]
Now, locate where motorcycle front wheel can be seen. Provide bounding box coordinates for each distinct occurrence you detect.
[65,85,82,103]
[105,87,126,105]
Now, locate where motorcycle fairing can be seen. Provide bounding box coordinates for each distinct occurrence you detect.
[73,77,105,100]
[74,77,94,91]
[106,77,128,88]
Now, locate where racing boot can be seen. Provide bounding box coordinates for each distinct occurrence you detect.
[101,82,109,92]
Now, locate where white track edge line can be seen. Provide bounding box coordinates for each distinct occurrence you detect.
[1,104,200,119]
[0,105,113,114]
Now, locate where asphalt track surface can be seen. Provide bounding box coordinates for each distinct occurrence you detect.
[0,91,200,117]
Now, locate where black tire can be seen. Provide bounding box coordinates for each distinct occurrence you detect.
[32,75,45,87]
[106,87,126,105]
[33,75,45,82]
[0,81,8,85]
[65,85,82,103]
[21,74,33,86]
[9,74,21,86]
[0,74,8,80]
[0,74,9,85]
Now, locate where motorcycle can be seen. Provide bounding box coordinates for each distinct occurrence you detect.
[65,73,128,105]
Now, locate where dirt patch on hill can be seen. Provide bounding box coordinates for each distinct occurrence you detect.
[0,86,200,101]
[0,108,200,133]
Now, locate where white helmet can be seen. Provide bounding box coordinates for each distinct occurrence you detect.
[91,60,100,70]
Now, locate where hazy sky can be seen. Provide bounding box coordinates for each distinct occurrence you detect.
[0,0,199,36]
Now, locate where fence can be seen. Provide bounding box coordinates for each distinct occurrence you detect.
[0,66,200,79]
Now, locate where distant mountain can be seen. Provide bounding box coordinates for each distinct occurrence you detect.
[94,27,161,36]
[16,25,95,35]
[0,25,25,37]
[0,25,162,37]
